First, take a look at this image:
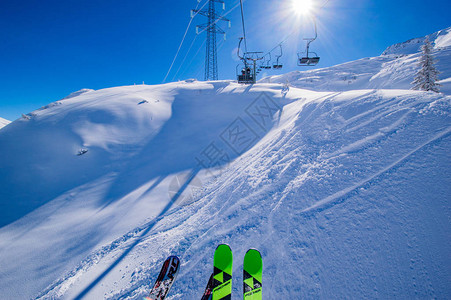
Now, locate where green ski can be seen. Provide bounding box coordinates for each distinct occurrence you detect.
[243,249,262,300]
[212,244,233,300]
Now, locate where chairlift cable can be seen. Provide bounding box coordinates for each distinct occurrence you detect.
[320,0,331,9]
[261,0,330,59]
[239,0,248,53]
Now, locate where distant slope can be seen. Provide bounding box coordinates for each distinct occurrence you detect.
[0,117,11,129]
[261,27,451,94]
[382,27,451,55]
[61,88,94,100]
[0,82,449,299]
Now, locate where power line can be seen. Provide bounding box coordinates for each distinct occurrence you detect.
[171,35,198,82]
[167,1,240,82]
[162,0,209,83]
[164,0,331,83]
[195,1,240,35]
[179,39,207,80]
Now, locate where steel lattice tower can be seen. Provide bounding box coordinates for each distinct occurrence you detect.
[192,0,230,81]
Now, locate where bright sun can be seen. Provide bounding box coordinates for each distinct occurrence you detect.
[292,0,314,15]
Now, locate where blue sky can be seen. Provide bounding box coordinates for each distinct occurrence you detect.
[0,0,450,121]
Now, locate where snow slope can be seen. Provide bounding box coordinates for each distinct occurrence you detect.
[0,117,11,129]
[0,80,450,299]
[261,27,451,95]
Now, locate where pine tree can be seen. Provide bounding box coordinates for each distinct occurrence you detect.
[411,38,441,92]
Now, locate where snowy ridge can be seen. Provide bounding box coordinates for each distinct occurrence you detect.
[261,27,451,95]
[61,88,95,100]
[0,81,449,299]
[0,117,10,129]
[382,27,451,55]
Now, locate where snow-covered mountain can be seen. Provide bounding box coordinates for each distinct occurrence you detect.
[382,27,451,55]
[0,117,11,129]
[261,27,451,95]
[61,88,94,100]
[0,30,450,300]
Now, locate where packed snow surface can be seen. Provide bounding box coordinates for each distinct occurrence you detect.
[0,117,10,129]
[0,80,450,299]
[1,28,451,300]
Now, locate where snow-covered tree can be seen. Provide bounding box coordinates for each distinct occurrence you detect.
[411,38,441,92]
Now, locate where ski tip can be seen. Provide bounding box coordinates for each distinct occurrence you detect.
[244,248,262,261]
[215,244,233,259]
[216,243,231,250]
[245,248,261,255]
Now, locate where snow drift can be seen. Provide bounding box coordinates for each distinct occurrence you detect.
[0,81,449,299]
[0,29,450,300]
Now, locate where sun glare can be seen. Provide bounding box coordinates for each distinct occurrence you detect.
[292,0,314,15]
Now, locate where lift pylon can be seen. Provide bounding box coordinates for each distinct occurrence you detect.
[192,0,231,81]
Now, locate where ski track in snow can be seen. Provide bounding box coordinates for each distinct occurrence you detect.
[301,126,451,214]
[1,28,451,300]
[26,85,451,300]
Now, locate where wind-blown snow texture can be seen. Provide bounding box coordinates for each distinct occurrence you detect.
[0,30,450,300]
[0,117,10,129]
[261,27,451,95]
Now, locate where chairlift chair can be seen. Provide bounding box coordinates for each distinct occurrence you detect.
[260,53,272,69]
[272,44,283,69]
[298,49,320,66]
[237,64,255,84]
[298,16,320,67]
[236,37,264,84]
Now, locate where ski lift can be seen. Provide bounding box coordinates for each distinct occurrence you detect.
[298,17,320,67]
[298,41,320,66]
[272,44,283,69]
[260,53,272,69]
[235,1,264,84]
[237,64,254,84]
[236,37,264,84]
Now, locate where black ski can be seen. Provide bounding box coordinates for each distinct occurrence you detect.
[201,273,214,300]
[144,256,180,300]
